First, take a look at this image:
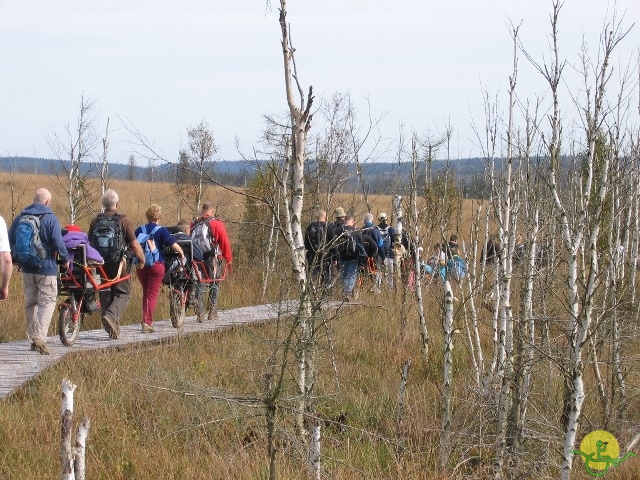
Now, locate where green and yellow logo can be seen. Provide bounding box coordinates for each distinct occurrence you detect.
[571,430,635,476]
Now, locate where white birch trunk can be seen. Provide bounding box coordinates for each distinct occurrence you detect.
[278,0,315,443]
[439,281,454,471]
[100,118,110,195]
[308,425,321,480]
[466,203,484,387]
[560,14,619,478]
[73,416,90,480]
[410,139,429,362]
[61,379,76,480]
[392,195,403,281]
[493,32,518,475]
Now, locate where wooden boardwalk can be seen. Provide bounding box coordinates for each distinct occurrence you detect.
[0,301,303,401]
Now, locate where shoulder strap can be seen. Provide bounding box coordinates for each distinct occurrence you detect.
[150,225,161,235]
[141,225,148,235]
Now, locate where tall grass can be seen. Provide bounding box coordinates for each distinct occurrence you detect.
[1,173,639,479]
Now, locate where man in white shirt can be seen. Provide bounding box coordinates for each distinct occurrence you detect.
[0,215,13,301]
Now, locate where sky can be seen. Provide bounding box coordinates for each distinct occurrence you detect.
[0,0,638,164]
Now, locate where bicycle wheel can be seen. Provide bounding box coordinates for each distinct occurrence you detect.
[170,289,185,329]
[58,304,80,346]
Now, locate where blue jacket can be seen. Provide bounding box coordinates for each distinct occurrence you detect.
[8,202,69,275]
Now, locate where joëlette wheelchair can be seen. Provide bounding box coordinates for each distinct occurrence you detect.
[57,245,132,346]
[162,237,228,329]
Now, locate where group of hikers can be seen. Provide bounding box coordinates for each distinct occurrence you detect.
[0,187,232,355]
[304,207,467,302]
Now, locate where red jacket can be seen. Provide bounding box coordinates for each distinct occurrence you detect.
[190,215,233,264]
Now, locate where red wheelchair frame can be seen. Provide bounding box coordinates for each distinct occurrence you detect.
[57,244,132,346]
[164,238,228,329]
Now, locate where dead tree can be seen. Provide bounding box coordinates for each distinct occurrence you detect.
[521,2,632,476]
[493,25,519,477]
[48,94,100,224]
[186,119,218,214]
[276,0,315,445]
[99,118,110,195]
[60,379,90,480]
[439,281,455,472]
[410,136,429,362]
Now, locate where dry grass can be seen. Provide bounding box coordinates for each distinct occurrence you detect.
[1,172,639,479]
[0,287,452,479]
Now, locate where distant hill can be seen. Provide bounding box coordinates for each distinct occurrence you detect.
[0,156,490,198]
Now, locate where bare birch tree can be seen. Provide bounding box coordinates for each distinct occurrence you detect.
[186,120,218,214]
[520,2,633,476]
[99,118,110,195]
[48,94,100,223]
[256,2,316,459]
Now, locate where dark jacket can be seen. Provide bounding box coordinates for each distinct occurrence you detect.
[327,219,346,261]
[336,225,372,262]
[8,202,69,275]
[304,220,328,261]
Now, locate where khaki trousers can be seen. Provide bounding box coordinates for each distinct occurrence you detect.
[22,273,58,344]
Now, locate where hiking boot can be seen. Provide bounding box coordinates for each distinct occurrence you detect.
[30,339,50,355]
[196,310,206,323]
[343,296,351,303]
[102,316,119,339]
[208,309,219,321]
[83,300,100,313]
[141,323,154,333]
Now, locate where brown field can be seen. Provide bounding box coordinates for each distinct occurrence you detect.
[0,172,637,479]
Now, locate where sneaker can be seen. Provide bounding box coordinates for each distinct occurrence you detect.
[101,316,119,339]
[208,309,219,321]
[141,323,154,333]
[30,339,50,355]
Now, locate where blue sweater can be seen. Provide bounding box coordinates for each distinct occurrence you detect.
[134,223,176,263]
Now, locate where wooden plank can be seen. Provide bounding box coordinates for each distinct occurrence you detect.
[0,301,312,401]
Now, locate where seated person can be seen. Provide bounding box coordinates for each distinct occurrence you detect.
[62,224,103,312]
[426,244,447,281]
[446,234,460,258]
[172,219,203,261]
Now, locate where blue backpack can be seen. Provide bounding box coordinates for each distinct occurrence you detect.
[377,225,391,256]
[13,214,47,269]
[447,255,467,281]
[136,225,161,267]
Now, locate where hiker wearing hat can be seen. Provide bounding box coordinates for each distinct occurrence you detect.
[376,213,396,288]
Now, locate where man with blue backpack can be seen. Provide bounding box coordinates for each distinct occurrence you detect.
[8,188,69,355]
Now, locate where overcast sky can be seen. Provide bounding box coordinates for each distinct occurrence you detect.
[0,0,638,164]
